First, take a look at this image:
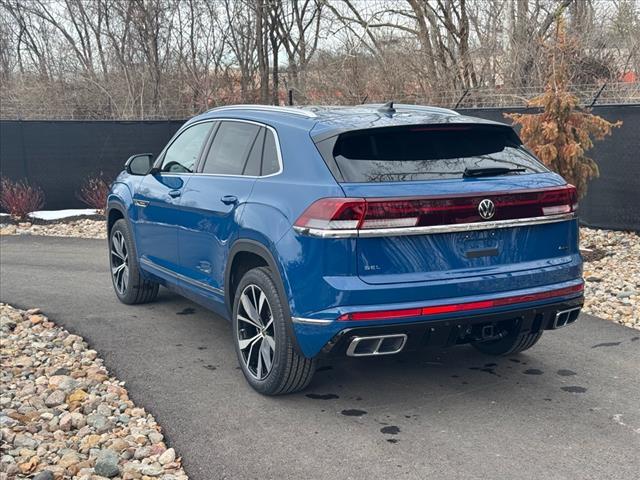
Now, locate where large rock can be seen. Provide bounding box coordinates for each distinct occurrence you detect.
[33,471,54,480]
[86,414,110,432]
[57,451,80,469]
[94,449,119,478]
[13,433,37,449]
[44,390,66,407]
[48,375,77,393]
[158,447,175,465]
[140,462,163,476]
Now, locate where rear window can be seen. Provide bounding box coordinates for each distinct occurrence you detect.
[316,125,547,182]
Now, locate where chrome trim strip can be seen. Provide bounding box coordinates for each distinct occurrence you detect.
[293,213,576,238]
[208,104,317,118]
[140,258,224,296]
[292,227,360,238]
[291,317,333,325]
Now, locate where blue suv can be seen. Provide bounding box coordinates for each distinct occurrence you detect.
[107,103,584,394]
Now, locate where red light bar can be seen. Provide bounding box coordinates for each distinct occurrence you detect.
[294,185,578,233]
[342,308,423,321]
[337,284,584,321]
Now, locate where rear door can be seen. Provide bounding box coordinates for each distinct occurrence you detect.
[134,121,213,274]
[315,124,579,285]
[176,120,272,295]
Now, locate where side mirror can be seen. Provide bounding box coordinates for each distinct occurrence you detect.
[125,153,155,176]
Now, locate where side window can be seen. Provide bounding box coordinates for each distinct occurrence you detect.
[202,121,261,175]
[243,128,265,176]
[261,129,280,176]
[161,122,212,173]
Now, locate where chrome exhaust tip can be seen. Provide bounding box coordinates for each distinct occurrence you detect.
[346,334,407,357]
[551,307,581,329]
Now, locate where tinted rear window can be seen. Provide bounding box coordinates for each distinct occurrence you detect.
[318,125,547,182]
[202,121,261,175]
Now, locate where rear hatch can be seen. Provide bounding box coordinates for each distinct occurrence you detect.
[312,123,579,285]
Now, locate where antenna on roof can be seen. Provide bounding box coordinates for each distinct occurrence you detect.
[378,101,396,115]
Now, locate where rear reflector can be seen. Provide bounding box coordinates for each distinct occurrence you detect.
[293,185,578,232]
[337,283,584,321]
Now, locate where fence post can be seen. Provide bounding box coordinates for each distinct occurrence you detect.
[288,89,294,106]
[589,83,607,107]
[454,89,470,109]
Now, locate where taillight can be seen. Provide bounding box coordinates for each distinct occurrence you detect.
[540,184,578,215]
[294,185,577,233]
[293,198,366,230]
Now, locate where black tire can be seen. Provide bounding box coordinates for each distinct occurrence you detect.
[109,219,159,305]
[232,267,315,395]
[471,330,543,356]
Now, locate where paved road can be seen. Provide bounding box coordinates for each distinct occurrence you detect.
[1,235,639,480]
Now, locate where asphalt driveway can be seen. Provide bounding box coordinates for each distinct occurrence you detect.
[1,235,639,480]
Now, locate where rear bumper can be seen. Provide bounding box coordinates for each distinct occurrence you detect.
[318,295,583,357]
[291,278,584,357]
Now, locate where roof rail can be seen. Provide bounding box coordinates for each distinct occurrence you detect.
[208,104,317,118]
[364,103,460,116]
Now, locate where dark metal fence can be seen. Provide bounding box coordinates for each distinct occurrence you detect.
[1,120,184,210]
[1,105,638,230]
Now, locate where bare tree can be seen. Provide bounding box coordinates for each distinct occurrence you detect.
[271,0,323,99]
[0,0,637,119]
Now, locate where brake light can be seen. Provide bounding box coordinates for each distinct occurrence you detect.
[540,184,578,215]
[337,283,584,321]
[293,198,365,230]
[294,185,578,232]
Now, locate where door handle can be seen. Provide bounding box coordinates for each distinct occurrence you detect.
[221,195,238,205]
[168,190,182,198]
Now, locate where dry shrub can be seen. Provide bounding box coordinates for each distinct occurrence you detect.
[505,18,622,198]
[0,177,45,220]
[77,173,110,215]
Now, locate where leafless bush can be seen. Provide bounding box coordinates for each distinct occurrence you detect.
[0,177,45,220]
[76,174,110,215]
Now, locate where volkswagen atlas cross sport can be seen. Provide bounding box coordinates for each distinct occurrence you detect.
[107,103,583,395]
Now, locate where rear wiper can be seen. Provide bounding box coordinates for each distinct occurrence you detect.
[463,167,526,178]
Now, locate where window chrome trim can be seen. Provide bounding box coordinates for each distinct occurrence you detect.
[293,212,577,238]
[291,317,333,325]
[158,118,284,179]
[140,257,224,296]
[208,104,317,118]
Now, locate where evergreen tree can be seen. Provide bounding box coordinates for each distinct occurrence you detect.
[505,18,622,198]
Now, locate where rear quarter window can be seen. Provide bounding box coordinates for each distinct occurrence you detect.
[261,129,280,176]
[316,124,547,183]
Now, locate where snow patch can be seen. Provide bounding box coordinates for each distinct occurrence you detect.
[28,209,99,220]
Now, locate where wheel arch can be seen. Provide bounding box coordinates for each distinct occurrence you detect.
[106,194,141,266]
[106,203,125,235]
[225,239,303,354]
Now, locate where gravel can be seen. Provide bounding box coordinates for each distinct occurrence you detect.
[580,228,639,330]
[0,219,637,330]
[0,304,189,480]
[0,219,107,240]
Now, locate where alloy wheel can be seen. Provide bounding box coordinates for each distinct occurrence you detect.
[110,230,129,295]
[236,284,275,380]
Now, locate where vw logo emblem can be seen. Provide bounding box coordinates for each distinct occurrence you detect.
[478,199,495,220]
